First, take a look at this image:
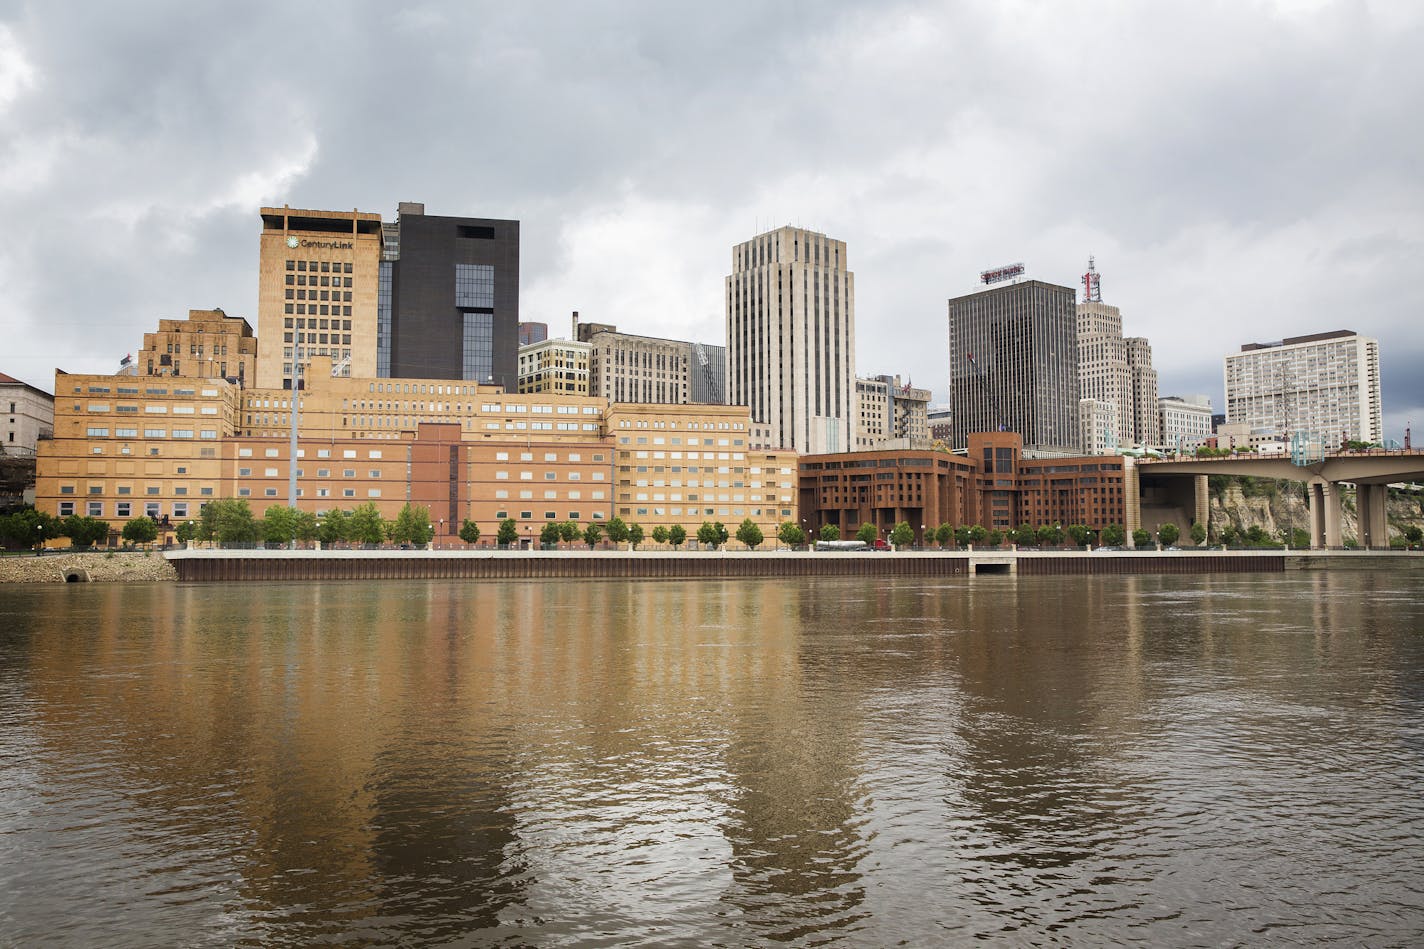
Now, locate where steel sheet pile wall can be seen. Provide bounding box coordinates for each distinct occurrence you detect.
[171,554,974,582]
[1018,555,1285,576]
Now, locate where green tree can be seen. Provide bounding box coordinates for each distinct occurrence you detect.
[320,509,351,546]
[1158,523,1181,546]
[392,503,434,545]
[954,525,972,547]
[606,516,630,545]
[62,515,111,548]
[986,528,1004,546]
[556,521,579,543]
[777,522,805,547]
[200,499,259,545]
[698,521,728,548]
[1066,524,1091,547]
[1013,523,1038,546]
[818,524,841,542]
[651,525,670,546]
[967,524,988,545]
[935,524,955,548]
[1244,525,1273,547]
[1290,527,1312,548]
[540,521,563,546]
[582,522,603,548]
[628,523,644,548]
[348,503,387,546]
[0,507,63,549]
[121,515,159,545]
[1403,525,1422,546]
[855,522,878,544]
[261,505,301,545]
[1190,521,1207,546]
[497,518,519,548]
[1100,523,1126,546]
[890,521,915,548]
[1132,527,1153,548]
[459,518,482,546]
[175,519,198,543]
[1037,524,1065,546]
[668,524,687,548]
[293,510,318,543]
[736,518,764,549]
[1220,524,1241,546]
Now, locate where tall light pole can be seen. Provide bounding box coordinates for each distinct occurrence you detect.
[287,341,301,549]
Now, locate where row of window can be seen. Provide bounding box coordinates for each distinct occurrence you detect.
[285,273,354,287]
[60,501,191,519]
[60,485,211,497]
[284,304,353,317]
[496,510,604,521]
[286,259,353,274]
[85,427,220,439]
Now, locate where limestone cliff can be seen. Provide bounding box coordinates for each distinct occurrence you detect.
[1208,479,1424,544]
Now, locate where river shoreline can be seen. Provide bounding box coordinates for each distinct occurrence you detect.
[4,547,1418,584]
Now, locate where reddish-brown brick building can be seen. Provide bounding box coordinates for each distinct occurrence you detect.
[799,433,1126,544]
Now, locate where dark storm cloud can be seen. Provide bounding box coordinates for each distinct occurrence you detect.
[1,1,1419,441]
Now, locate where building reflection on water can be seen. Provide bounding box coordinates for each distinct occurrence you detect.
[5,568,1422,943]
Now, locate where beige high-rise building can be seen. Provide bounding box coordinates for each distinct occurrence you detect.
[726,226,855,454]
[256,206,383,391]
[1075,258,1158,446]
[1126,336,1161,446]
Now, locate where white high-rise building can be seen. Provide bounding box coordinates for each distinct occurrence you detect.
[1224,330,1382,444]
[726,226,855,453]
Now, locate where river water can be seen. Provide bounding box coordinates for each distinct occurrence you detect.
[1,569,1422,946]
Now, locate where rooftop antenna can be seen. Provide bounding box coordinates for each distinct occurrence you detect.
[1081,255,1102,303]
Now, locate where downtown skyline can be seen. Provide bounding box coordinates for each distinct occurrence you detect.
[2,1,1420,437]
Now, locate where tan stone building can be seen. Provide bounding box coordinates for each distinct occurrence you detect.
[606,402,797,543]
[256,206,384,390]
[35,309,796,544]
[137,308,258,383]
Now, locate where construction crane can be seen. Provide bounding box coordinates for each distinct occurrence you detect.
[694,343,720,403]
[964,352,1005,432]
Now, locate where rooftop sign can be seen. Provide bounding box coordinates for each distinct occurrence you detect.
[980,262,1025,285]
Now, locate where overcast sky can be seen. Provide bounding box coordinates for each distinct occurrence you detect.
[3,1,1420,439]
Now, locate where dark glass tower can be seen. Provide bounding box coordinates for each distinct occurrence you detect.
[384,203,520,389]
[947,280,1080,453]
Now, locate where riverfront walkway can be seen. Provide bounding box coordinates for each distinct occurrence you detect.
[161,547,1420,582]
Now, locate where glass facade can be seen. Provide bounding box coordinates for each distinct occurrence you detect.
[463,313,494,382]
[455,264,495,309]
[377,261,392,377]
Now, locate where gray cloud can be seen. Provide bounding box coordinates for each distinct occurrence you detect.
[2,1,1419,442]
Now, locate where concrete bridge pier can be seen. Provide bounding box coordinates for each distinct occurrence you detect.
[1357,483,1390,548]
[1308,481,1344,549]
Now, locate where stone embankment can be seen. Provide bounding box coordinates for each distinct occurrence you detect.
[0,551,177,583]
